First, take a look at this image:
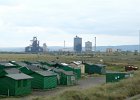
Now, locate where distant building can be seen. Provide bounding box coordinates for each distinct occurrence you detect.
[106,48,113,53]
[85,41,92,52]
[134,50,138,55]
[43,43,47,52]
[116,49,122,52]
[61,48,71,52]
[25,37,43,53]
[74,36,82,52]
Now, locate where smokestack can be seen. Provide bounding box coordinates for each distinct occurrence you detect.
[64,40,65,48]
[95,37,96,52]
[139,30,140,55]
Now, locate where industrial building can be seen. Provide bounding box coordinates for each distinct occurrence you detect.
[85,41,92,52]
[106,48,114,53]
[25,37,43,53]
[43,43,47,53]
[74,36,82,52]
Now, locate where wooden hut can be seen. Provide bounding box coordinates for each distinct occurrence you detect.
[53,68,77,86]
[0,68,32,96]
[19,65,57,89]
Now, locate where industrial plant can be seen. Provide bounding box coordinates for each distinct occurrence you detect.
[25,37,43,53]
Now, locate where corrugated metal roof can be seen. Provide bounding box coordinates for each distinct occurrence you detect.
[61,63,69,66]
[35,71,57,76]
[6,73,33,80]
[14,62,28,67]
[5,68,20,74]
[95,64,106,67]
[63,71,74,75]
[53,68,64,73]
[72,61,82,65]
[53,68,74,75]
[69,63,81,69]
[0,62,16,67]
[106,71,133,74]
[85,63,106,67]
[27,65,43,71]
[85,63,93,65]
[28,61,39,64]
[48,61,57,65]
[47,67,55,71]
[32,64,42,67]
[16,62,43,71]
[69,63,77,67]
[41,65,48,70]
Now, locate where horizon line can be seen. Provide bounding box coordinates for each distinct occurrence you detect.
[0,44,138,48]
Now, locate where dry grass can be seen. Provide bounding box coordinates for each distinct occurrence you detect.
[0,53,139,100]
[36,71,140,100]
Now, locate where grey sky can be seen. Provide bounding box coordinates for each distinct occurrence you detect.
[0,0,140,47]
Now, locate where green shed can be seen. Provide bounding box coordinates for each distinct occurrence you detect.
[69,61,85,74]
[53,68,77,86]
[73,67,81,79]
[42,65,50,70]
[84,63,106,74]
[20,65,57,89]
[55,63,73,71]
[69,64,81,79]
[106,71,134,83]
[33,71,57,89]
[39,61,57,67]
[0,68,32,96]
[28,61,43,68]
[84,63,90,73]
[26,61,55,71]
[56,63,81,79]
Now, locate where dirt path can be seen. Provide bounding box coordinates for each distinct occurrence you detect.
[77,76,105,89]
[125,94,140,100]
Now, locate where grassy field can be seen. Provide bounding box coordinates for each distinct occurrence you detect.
[0,53,139,71]
[0,53,139,100]
[0,53,139,63]
[32,70,140,100]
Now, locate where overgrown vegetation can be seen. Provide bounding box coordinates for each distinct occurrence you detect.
[36,71,140,100]
[0,53,139,100]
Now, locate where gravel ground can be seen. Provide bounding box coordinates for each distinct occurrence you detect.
[77,76,105,89]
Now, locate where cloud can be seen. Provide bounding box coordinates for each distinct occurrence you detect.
[0,0,140,47]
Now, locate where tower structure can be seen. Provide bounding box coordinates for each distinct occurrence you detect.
[43,43,47,52]
[74,36,82,52]
[85,41,92,52]
[25,37,43,53]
